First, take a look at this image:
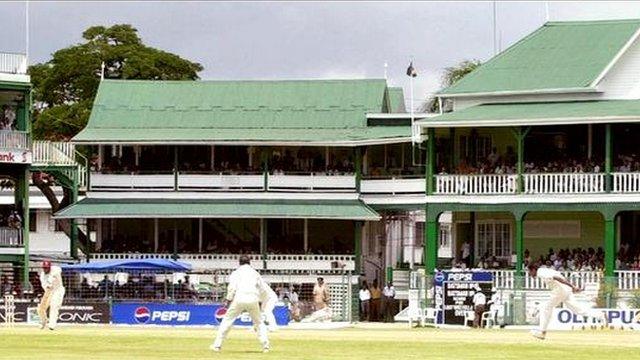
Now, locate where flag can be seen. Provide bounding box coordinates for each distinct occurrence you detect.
[406,62,417,77]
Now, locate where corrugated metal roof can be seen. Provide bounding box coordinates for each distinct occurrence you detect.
[440,19,640,95]
[388,87,406,113]
[55,198,381,221]
[74,79,411,144]
[418,99,640,127]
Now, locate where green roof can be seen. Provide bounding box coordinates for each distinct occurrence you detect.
[388,87,406,113]
[74,79,410,145]
[440,19,640,96]
[55,198,380,221]
[419,100,640,127]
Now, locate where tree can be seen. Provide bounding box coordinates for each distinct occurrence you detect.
[30,24,203,140]
[420,59,481,113]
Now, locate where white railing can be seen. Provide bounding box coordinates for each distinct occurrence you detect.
[0,53,27,74]
[435,174,517,195]
[32,141,77,166]
[524,173,605,194]
[0,228,22,247]
[612,172,640,193]
[486,270,604,290]
[267,174,355,191]
[616,270,640,291]
[90,173,175,190]
[265,254,355,271]
[177,173,264,191]
[360,177,426,194]
[0,130,29,150]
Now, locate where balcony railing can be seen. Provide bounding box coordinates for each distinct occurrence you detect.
[89,253,354,271]
[0,53,27,74]
[90,171,357,192]
[523,173,605,194]
[435,174,517,195]
[0,130,30,150]
[0,227,23,247]
[360,176,425,194]
[486,269,639,291]
[612,172,640,193]
[32,141,78,166]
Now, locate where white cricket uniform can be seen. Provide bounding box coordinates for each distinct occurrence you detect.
[536,267,593,332]
[213,264,269,349]
[259,283,278,331]
[38,266,66,329]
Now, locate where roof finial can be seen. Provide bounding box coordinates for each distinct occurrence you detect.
[100,62,105,81]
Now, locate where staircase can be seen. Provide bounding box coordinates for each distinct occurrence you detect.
[31,141,87,190]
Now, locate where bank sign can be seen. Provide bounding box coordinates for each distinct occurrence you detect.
[112,303,290,326]
[549,308,640,331]
[0,149,31,164]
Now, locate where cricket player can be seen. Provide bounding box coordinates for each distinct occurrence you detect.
[37,260,66,330]
[528,263,606,339]
[259,281,279,332]
[211,255,270,353]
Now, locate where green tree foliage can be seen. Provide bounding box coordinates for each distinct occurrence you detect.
[421,59,481,113]
[29,24,203,140]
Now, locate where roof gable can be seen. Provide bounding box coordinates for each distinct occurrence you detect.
[440,19,640,96]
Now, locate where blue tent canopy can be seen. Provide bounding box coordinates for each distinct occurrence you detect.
[62,259,192,272]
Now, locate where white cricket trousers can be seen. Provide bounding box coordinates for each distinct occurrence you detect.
[262,298,278,331]
[539,287,590,332]
[213,301,269,349]
[38,288,65,329]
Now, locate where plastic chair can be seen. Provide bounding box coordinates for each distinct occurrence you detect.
[423,308,438,326]
[481,311,495,328]
[408,307,425,328]
[463,310,475,327]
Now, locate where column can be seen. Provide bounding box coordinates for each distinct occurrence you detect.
[172,221,178,260]
[514,214,524,276]
[70,182,79,259]
[325,146,330,171]
[134,145,140,167]
[354,147,362,192]
[17,168,29,286]
[425,217,438,275]
[516,128,524,193]
[426,128,435,195]
[154,219,159,252]
[198,219,203,253]
[260,219,267,268]
[303,219,309,253]
[588,124,593,160]
[354,221,363,274]
[173,146,179,191]
[605,124,612,192]
[604,216,616,277]
[96,219,103,252]
[210,145,215,170]
[98,145,104,171]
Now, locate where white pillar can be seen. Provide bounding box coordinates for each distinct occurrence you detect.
[210,145,215,171]
[384,145,388,169]
[198,218,203,253]
[134,145,140,167]
[588,124,593,160]
[96,219,103,251]
[409,218,415,269]
[154,218,159,252]
[97,145,104,171]
[303,219,309,253]
[248,146,253,168]
[325,146,330,170]
[362,148,368,175]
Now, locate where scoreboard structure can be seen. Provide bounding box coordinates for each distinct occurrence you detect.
[434,271,493,325]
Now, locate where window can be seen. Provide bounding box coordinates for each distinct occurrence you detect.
[438,224,451,249]
[475,221,512,259]
[459,135,492,164]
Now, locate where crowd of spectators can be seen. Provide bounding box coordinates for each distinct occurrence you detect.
[617,243,640,270]
[0,105,16,131]
[524,247,605,271]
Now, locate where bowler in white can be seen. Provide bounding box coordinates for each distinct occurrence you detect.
[528,263,606,339]
[211,255,270,352]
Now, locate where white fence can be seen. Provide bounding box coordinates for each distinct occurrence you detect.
[0,227,22,247]
[612,172,640,193]
[177,173,264,191]
[360,177,425,194]
[90,253,355,272]
[487,269,640,291]
[617,270,640,291]
[267,174,355,191]
[435,174,517,195]
[0,53,27,74]
[523,173,605,194]
[0,130,29,150]
[90,173,175,190]
[32,141,77,166]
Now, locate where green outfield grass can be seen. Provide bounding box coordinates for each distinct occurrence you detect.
[0,325,638,360]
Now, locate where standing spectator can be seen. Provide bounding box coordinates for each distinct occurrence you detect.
[312,277,329,311]
[382,281,396,322]
[461,241,471,268]
[7,211,22,246]
[1,275,11,295]
[358,282,370,321]
[369,279,382,322]
[472,286,487,328]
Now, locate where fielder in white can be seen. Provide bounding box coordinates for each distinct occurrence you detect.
[259,281,279,332]
[528,263,606,339]
[37,260,66,330]
[211,255,270,353]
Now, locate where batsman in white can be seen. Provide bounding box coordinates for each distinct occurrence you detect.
[211,255,270,353]
[37,260,66,330]
[528,263,607,339]
[259,281,279,332]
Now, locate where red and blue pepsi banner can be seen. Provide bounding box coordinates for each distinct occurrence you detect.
[112,303,290,326]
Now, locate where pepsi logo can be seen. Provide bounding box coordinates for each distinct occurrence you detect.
[215,307,227,321]
[134,306,151,323]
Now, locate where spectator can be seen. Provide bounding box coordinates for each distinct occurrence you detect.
[312,277,329,311]
[382,281,396,322]
[358,282,370,321]
[472,286,486,328]
[369,280,382,322]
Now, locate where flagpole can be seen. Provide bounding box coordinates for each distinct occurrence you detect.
[410,68,414,136]
[25,0,29,64]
